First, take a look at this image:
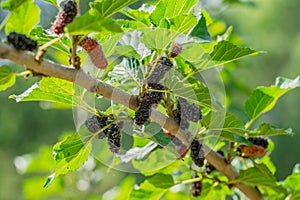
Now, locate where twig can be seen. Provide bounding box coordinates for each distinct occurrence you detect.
[0,42,262,200]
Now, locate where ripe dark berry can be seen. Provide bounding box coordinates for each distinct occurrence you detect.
[178,98,202,122]
[7,32,37,51]
[171,43,182,58]
[107,123,121,153]
[147,57,173,83]
[190,139,205,167]
[134,106,151,125]
[205,150,224,174]
[84,115,108,139]
[191,173,202,197]
[79,37,108,69]
[248,137,269,149]
[143,83,164,104]
[52,0,77,34]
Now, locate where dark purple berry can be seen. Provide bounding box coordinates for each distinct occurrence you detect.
[84,115,108,139]
[190,139,205,167]
[7,32,37,51]
[178,98,202,122]
[147,57,173,83]
[248,137,269,149]
[191,173,202,197]
[107,123,121,153]
[143,83,164,104]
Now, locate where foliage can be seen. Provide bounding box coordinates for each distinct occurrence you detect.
[0,0,299,199]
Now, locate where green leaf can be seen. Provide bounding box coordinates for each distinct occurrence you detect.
[150,0,198,26]
[140,28,176,53]
[66,10,122,35]
[247,123,293,137]
[201,111,245,136]
[200,179,232,199]
[9,77,81,108]
[245,76,300,125]
[284,164,300,199]
[189,13,212,41]
[129,189,166,200]
[120,10,151,27]
[5,1,40,35]
[30,26,70,54]
[145,173,174,189]
[234,164,285,194]
[53,133,92,176]
[169,14,197,34]
[210,41,259,64]
[90,0,138,17]
[1,0,30,11]
[118,142,158,163]
[0,65,16,91]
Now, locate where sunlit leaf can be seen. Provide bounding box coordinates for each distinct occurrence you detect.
[0,65,16,91]
[1,0,30,11]
[9,77,82,108]
[150,0,198,26]
[169,14,197,34]
[66,10,122,35]
[245,76,300,125]
[235,164,286,194]
[5,1,40,35]
[90,0,138,17]
[247,123,293,137]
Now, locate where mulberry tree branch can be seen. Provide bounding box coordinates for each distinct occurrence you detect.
[0,42,262,200]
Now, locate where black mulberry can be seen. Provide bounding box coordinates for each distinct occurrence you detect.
[84,115,108,139]
[7,32,37,51]
[143,83,164,104]
[248,137,269,149]
[52,0,77,34]
[178,98,202,122]
[107,123,121,153]
[191,173,202,197]
[147,57,173,83]
[190,139,205,167]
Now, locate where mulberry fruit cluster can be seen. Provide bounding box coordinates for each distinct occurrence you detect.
[7,32,37,51]
[173,98,202,130]
[85,115,121,153]
[248,137,268,149]
[147,57,173,83]
[134,83,164,125]
[205,150,224,174]
[190,139,205,167]
[191,173,202,197]
[170,43,182,58]
[79,37,108,69]
[52,0,77,34]
[134,101,152,125]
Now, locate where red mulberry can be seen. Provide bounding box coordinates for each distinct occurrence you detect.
[79,37,108,69]
[171,43,182,58]
[52,0,77,34]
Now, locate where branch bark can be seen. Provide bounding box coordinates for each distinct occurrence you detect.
[0,42,262,200]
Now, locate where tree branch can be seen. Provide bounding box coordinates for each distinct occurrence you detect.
[0,42,262,200]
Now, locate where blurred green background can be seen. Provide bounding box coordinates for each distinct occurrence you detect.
[0,0,300,199]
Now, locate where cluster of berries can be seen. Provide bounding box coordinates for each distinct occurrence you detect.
[190,139,205,167]
[85,115,121,153]
[173,98,202,130]
[191,173,202,197]
[134,83,164,125]
[7,32,37,51]
[147,57,173,84]
[52,0,77,34]
[79,37,108,69]
[237,136,269,158]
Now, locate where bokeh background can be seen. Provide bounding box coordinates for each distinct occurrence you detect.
[0,0,299,199]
